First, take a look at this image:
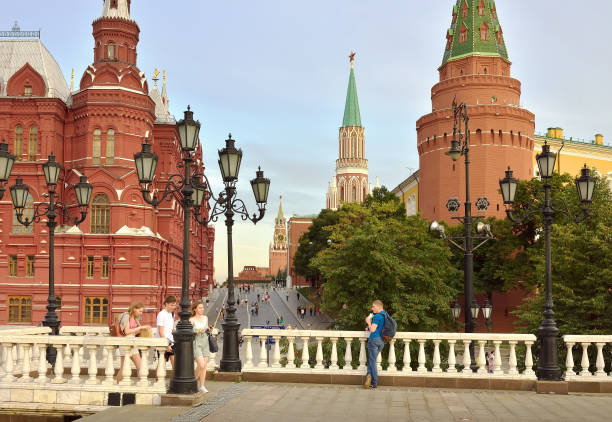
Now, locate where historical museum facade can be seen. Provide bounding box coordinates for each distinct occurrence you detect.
[0,0,214,327]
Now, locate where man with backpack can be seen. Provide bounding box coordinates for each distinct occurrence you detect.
[364,300,387,389]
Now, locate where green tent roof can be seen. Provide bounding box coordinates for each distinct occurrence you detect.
[441,0,509,66]
[342,63,362,127]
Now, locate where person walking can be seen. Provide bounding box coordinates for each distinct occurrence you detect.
[190,301,211,393]
[156,296,177,369]
[117,301,151,383]
[364,300,386,389]
[286,294,289,301]
[297,292,300,301]
[488,350,495,374]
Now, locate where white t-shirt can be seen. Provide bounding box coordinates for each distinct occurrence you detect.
[156,309,175,343]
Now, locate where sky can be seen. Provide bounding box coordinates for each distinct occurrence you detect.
[4,1,612,282]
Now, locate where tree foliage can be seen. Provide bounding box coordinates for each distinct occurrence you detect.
[293,209,339,281]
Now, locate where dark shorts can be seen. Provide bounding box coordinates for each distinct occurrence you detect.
[164,343,176,361]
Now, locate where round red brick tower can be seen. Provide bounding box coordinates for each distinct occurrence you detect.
[417,0,535,223]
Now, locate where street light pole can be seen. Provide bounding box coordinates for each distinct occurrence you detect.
[499,145,596,381]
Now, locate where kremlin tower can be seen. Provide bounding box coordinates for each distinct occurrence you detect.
[268,196,287,277]
[417,0,535,222]
[326,52,369,210]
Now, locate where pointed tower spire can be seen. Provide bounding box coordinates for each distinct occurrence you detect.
[442,0,508,66]
[342,51,362,127]
[276,195,284,220]
[161,70,169,108]
[70,68,74,92]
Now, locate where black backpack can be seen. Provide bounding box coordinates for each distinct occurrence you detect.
[381,311,397,342]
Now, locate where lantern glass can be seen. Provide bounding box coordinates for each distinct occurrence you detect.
[250,167,270,204]
[74,176,93,207]
[470,300,480,320]
[177,107,201,151]
[192,181,206,208]
[451,300,461,320]
[575,165,596,204]
[43,154,62,186]
[482,299,493,320]
[218,135,243,182]
[447,139,462,161]
[0,139,16,182]
[10,177,30,210]
[536,143,557,179]
[499,167,518,204]
[134,142,158,184]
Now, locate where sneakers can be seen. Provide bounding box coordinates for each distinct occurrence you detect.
[199,386,208,393]
[368,385,377,389]
[364,375,371,389]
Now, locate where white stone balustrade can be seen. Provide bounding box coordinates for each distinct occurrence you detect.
[563,335,612,380]
[241,329,541,379]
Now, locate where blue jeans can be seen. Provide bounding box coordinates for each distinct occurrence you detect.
[366,336,385,386]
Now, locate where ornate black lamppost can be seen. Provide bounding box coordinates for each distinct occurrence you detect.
[192,135,270,372]
[499,143,595,381]
[11,153,92,364]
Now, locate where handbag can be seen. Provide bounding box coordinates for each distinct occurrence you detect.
[208,332,219,353]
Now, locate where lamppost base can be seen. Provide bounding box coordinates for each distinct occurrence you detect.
[167,326,198,395]
[42,314,60,366]
[219,318,242,373]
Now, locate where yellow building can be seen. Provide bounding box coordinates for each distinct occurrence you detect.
[393,129,612,216]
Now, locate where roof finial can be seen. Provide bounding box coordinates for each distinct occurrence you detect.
[163,70,166,85]
[70,68,74,92]
[349,51,356,69]
[152,69,160,86]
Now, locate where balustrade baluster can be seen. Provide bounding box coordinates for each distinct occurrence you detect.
[462,340,471,375]
[402,340,413,373]
[508,341,518,375]
[330,338,339,370]
[376,346,382,372]
[388,339,397,373]
[154,346,167,388]
[69,344,81,384]
[52,344,66,384]
[286,337,296,369]
[580,342,591,376]
[358,338,366,371]
[493,341,502,375]
[244,336,253,369]
[209,333,218,370]
[2,343,15,382]
[524,341,535,377]
[85,345,99,385]
[137,346,150,386]
[431,340,441,373]
[36,343,48,384]
[272,336,281,368]
[564,342,575,379]
[18,344,32,382]
[343,338,353,370]
[15,344,24,374]
[314,337,324,369]
[63,343,71,369]
[448,340,457,373]
[417,340,427,373]
[258,337,268,368]
[118,346,133,385]
[477,341,487,375]
[300,336,310,369]
[102,346,115,386]
[595,343,606,377]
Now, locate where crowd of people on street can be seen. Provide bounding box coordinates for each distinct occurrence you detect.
[296,304,321,319]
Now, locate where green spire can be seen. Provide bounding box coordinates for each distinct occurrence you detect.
[342,51,362,127]
[442,0,509,66]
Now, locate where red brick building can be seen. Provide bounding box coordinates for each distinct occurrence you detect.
[0,0,214,327]
[287,216,316,287]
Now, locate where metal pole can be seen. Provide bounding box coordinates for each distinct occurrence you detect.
[536,181,561,380]
[168,157,198,394]
[42,188,59,365]
[220,187,242,372]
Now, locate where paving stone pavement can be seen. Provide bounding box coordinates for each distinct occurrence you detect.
[194,382,612,422]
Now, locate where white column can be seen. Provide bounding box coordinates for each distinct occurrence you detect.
[36,343,48,384]
[258,337,268,368]
[580,342,591,376]
[244,336,253,369]
[343,338,353,370]
[15,345,23,374]
[388,339,397,373]
[85,345,99,385]
[17,344,32,383]
[524,341,535,377]
[137,346,150,386]
[52,344,66,384]
[402,339,412,373]
[462,340,471,375]
[432,340,441,373]
[314,337,324,369]
[69,344,81,384]
[330,338,339,370]
[477,341,487,375]
[493,341,503,375]
[300,336,310,369]
[417,340,427,373]
[358,339,366,371]
[595,343,606,378]
[2,343,15,382]
[118,346,132,385]
[272,336,281,368]
[508,341,518,376]
[286,337,296,369]
[154,346,167,388]
[564,342,575,379]
[447,340,457,373]
[376,346,382,372]
[102,346,115,386]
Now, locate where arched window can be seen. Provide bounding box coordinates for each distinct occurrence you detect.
[14,126,23,160]
[13,192,33,234]
[28,126,37,161]
[108,43,115,60]
[106,129,115,165]
[93,129,101,164]
[459,24,468,44]
[351,136,356,157]
[462,1,468,18]
[340,186,344,202]
[352,186,357,202]
[91,194,110,234]
[478,0,485,16]
[480,22,489,41]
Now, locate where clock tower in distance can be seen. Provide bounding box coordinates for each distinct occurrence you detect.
[269,196,288,277]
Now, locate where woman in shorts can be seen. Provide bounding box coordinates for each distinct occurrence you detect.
[190,301,212,393]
